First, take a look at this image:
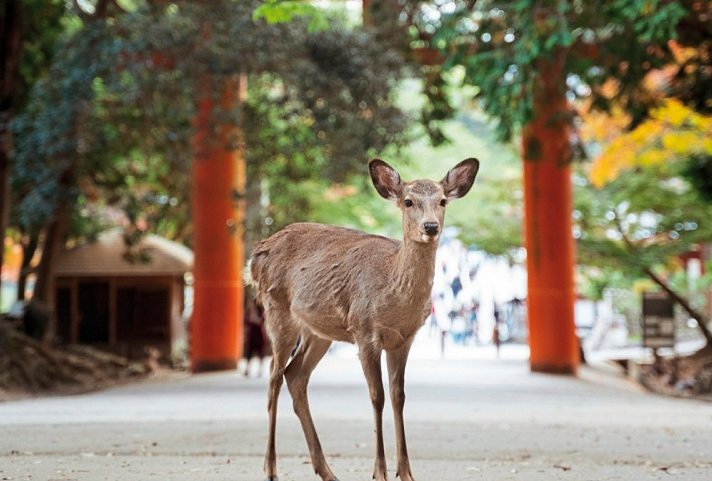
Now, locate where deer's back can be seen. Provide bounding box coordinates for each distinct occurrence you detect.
[250,223,400,341]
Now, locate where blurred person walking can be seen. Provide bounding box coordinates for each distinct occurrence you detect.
[493,304,501,358]
[466,300,480,344]
[431,289,453,358]
[243,297,268,377]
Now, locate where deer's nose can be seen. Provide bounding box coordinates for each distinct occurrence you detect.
[423,222,440,236]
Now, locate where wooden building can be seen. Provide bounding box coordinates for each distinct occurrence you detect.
[54,230,193,359]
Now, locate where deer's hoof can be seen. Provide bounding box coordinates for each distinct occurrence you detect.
[396,471,415,481]
[264,477,278,481]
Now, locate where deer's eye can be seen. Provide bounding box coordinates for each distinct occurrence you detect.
[404,199,413,207]
[440,199,447,207]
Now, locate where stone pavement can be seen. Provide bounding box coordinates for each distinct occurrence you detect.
[1,341,711,481]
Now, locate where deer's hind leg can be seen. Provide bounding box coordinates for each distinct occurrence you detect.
[285,333,338,481]
[263,306,299,481]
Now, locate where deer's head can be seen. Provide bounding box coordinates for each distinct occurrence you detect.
[369,158,480,244]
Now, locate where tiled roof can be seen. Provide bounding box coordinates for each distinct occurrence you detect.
[55,230,193,277]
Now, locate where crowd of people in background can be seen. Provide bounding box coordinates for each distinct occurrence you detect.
[427,232,528,358]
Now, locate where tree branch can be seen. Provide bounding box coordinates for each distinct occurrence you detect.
[613,211,712,345]
[643,266,712,345]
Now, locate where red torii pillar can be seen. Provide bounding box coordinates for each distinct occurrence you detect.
[522,55,579,374]
[367,0,578,374]
[191,75,246,372]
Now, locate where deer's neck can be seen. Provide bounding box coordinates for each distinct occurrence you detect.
[392,239,438,297]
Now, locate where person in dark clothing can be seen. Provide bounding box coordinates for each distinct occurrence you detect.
[243,298,268,377]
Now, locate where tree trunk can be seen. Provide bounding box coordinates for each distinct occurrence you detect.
[17,229,39,301]
[32,205,69,306]
[28,187,70,342]
[644,267,712,346]
[0,1,23,296]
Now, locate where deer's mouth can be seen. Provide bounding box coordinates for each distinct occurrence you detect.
[419,233,440,243]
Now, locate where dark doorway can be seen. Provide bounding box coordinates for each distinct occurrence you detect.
[78,281,110,343]
[56,287,72,343]
[117,286,169,343]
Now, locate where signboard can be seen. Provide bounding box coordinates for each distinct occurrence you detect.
[642,292,675,349]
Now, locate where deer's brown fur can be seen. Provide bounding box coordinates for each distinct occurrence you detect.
[248,158,479,481]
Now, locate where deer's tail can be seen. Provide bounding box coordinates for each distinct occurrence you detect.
[243,258,255,288]
[244,241,270,302]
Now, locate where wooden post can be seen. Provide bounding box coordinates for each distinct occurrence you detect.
[522,54,579,375]
[190,75,246,372]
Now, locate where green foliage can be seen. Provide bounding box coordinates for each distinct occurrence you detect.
[11,0,408,248]
[577,266,631,302]
[395,88,523,255]
[243,74,524,252]
[242,24,408,181]
[454,175,522,256]
[574,163,712,277]
[14,0,66,109]
[403,0,712,303]
[11,17,135,236]
[253,0,329,32]
[413,0,687,140]
[243,68,407,239]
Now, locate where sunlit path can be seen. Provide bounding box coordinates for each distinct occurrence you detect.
[2,354,710,481]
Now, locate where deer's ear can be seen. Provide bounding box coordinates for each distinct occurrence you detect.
[442,158,479,200]
[369,159,402,200]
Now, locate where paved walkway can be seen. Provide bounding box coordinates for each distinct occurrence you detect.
[1,341,711,481]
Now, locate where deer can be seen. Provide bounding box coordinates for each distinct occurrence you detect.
[247,157,479,481]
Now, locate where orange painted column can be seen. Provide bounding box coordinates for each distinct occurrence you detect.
[191,75,246,372]
[522,55,579,374]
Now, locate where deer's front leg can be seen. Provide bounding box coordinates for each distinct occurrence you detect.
[359,344,388,481]
[386,341,416,481]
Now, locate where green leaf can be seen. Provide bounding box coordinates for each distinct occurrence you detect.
[252,1,329,33]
